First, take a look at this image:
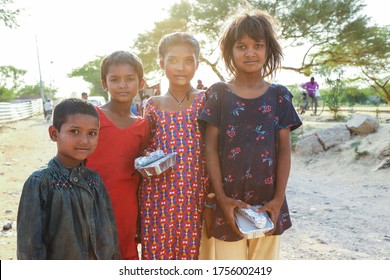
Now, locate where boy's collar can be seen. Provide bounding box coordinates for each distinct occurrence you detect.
[52,156,84,174]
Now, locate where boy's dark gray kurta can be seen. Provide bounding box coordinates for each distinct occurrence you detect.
[17,157,120,259]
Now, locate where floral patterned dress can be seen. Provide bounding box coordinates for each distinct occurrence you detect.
[140,92,207,259]
[198,82,302,242]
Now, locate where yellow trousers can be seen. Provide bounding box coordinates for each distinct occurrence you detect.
[199,226,281,260]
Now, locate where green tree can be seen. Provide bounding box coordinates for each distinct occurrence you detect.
[18,83,57,100]
[135,20,187,74]
[361,73,390,105]
[0,87,13,101]
[0,0,20,28]
[316,20,390,103]
[132,0,232,80]
[130,0,389,97]
[322,68,345,119]
[0,65,26,101]
[358,26,390,104]
[68,56,107,99]
[0,65,26,90]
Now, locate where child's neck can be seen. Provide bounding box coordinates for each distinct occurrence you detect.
[104,100,132,116]
[232,73,266,87]
[233,74,265,88]
[168,84,193,98]
[230,76,268,99]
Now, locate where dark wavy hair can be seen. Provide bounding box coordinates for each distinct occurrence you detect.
[53,98,99,131]
[219,9,283,78]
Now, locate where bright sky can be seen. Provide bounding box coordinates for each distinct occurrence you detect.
[0,0,388,98]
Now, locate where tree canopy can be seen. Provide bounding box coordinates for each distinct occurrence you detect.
[0,65,57,101]
[68,56,108,100]
[0,65,26,101]
[130,0,389,103]
[0,0,20,28]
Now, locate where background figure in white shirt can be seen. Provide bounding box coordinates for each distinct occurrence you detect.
[43,99,53,121]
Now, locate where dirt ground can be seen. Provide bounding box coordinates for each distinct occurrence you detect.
[1,112,389,260]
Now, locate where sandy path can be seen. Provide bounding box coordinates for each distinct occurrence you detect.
[0,116,56,259]
[1,114,389,260]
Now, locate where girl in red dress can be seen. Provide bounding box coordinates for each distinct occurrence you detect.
[86,51,149,260]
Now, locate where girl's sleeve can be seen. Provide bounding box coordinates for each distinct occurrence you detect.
[17,175,47,259]
[197,84,222,135]
[278,86,302,132]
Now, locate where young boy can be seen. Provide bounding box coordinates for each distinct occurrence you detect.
[17,98,120,260]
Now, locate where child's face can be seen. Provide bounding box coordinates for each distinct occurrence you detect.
[49,113,99,167]
[232,34,267,75]
[102,63,144,103]
[160,44,199,88]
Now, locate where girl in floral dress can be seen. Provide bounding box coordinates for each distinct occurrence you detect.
[198,10,302,260]
[140,32,207,259]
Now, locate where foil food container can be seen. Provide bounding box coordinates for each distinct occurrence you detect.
[236,206,268,228]
[235,206,274,239]
[135,152,177,178]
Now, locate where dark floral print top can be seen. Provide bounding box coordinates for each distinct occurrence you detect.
[198,82,302,241]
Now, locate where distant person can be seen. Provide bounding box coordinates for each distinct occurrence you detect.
[301,77,319,115]
[81,92,88,101]
[17,98,120,260]
[85,51,150,260]
[131,102,139,116]
[43,99,53,121]
[196,79,205,90]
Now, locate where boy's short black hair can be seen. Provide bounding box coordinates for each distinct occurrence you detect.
[53,98,99,131]
[100,51,144,83]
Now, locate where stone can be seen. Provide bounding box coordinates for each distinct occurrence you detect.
[295,134,324,156]
[346,114,379,135]
[317,124,351,150]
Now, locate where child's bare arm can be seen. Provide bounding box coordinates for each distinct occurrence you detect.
[259,127,291,236]
[274,127,292,203]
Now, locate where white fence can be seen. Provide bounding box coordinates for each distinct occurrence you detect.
[0,99,43,124]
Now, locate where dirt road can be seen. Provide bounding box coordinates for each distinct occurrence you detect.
[1,114,389,260]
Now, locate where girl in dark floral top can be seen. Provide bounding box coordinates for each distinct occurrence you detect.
[198,9,302,260]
